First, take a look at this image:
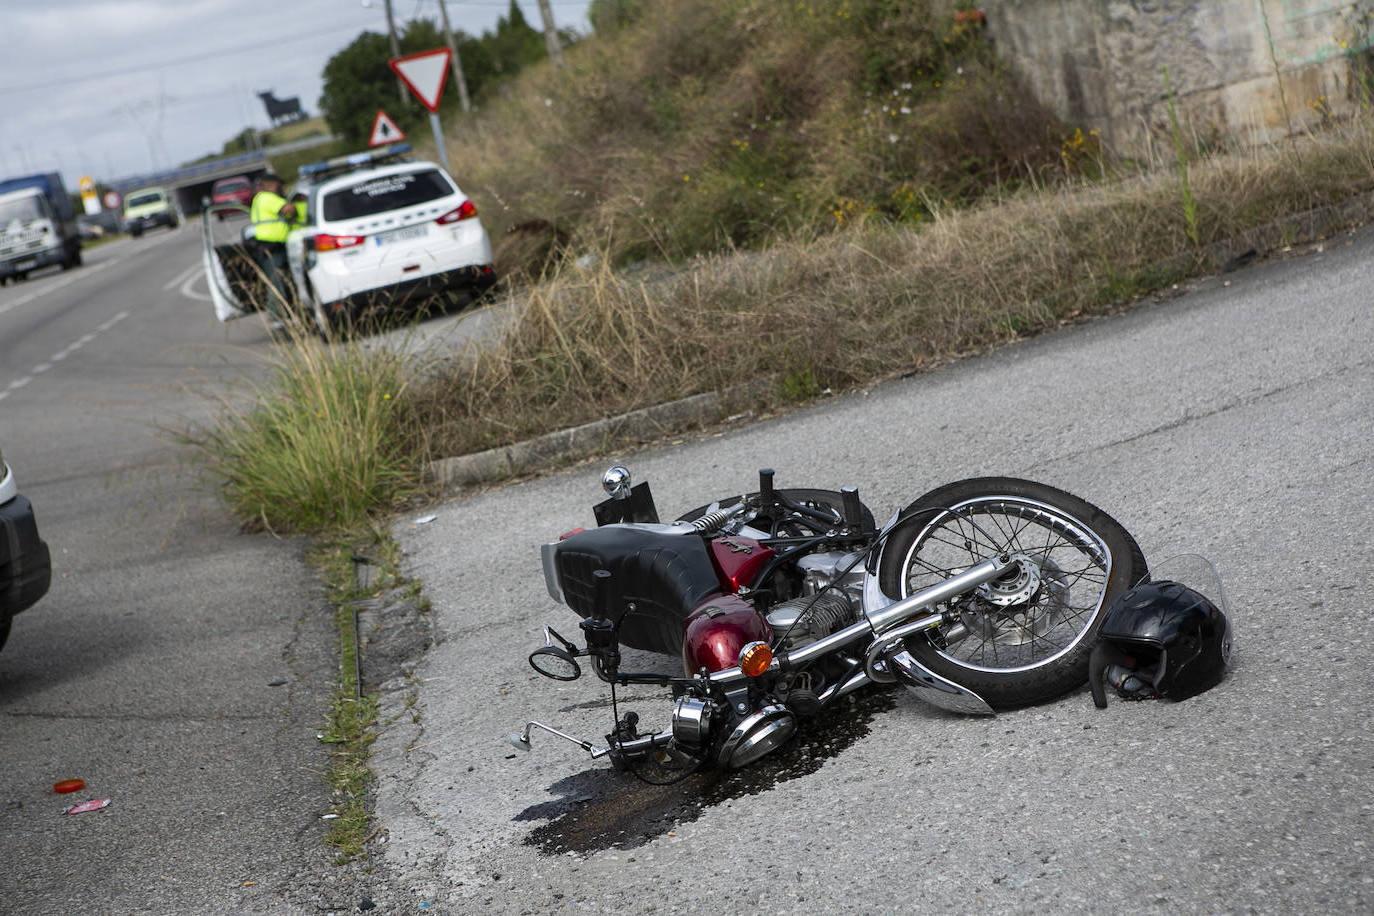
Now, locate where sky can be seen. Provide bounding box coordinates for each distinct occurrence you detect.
[0,0,592,189]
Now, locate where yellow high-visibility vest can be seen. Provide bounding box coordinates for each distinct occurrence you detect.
[250,190,291,243]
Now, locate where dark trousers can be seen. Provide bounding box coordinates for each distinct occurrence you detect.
[252,242,292,321]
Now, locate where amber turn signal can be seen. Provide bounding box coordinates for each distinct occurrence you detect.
[738,641,773,678]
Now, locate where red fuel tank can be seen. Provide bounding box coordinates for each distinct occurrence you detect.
[681,593,772,675]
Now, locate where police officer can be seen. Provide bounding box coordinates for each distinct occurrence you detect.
[289,191,308,228]
[249,172,299,329]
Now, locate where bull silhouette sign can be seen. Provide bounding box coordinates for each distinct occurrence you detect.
[257,90,306,127]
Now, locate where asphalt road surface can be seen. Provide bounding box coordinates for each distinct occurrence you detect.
[381,227,1374,912]
[0,228,398,912]
[3,220,1370,914]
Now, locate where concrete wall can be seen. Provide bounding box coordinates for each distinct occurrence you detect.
[986,0,1374,156]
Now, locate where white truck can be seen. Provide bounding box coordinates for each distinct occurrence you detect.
[0,172,82,283]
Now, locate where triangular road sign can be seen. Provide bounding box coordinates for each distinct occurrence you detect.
[389,49,452,113]
[369,110,406,147]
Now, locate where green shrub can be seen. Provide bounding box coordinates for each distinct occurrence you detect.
[453,0,1067,276]
[188,339,423,533]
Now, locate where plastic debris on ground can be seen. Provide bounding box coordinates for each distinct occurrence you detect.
[62,797,111,815]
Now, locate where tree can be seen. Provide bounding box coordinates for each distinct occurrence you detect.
[487,0,547,75]
[319,31,405,147]
[318,9,557,147]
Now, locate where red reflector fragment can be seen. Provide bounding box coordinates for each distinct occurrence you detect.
[54,779,85,794]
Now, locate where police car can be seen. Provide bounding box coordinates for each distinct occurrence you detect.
[202,144,496,336]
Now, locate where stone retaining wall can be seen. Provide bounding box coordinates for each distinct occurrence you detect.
[987,0,1374,156]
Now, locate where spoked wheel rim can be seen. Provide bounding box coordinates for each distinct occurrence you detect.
[897,496,1114,673]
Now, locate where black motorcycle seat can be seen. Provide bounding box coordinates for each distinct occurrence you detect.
[553,525,722,655]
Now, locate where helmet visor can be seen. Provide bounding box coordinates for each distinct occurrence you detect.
[1150,554,1230,619]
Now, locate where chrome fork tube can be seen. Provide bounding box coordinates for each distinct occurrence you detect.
[864,555,1010,633]
[707,555,1010,688]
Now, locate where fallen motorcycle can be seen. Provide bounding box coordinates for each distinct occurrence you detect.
[511,466,1148,773]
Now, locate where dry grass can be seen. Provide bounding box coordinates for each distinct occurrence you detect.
[193,0,1374,531]
[414,119,1374,460]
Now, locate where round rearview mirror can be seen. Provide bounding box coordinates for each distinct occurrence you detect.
[529,646,581,681]
[602,465,631,499]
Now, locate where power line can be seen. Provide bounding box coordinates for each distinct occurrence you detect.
[1,1,592,97]
[0,21,376,95]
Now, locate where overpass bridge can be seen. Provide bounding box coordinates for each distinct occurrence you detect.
[111,151,270,217]
[110,135,337,216]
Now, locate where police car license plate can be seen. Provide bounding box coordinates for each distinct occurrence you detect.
[375,225,428,246]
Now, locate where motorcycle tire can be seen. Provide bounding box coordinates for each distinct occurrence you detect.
[677,487,876,537]
[877,477,1147,710]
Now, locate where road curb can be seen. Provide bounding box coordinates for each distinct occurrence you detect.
[426,377,774,488]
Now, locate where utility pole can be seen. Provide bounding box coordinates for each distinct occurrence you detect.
[436,0,472,113]
[534,0,563,68]
[384,0,407,104]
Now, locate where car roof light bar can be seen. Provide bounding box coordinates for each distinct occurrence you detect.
[298,143,413,179]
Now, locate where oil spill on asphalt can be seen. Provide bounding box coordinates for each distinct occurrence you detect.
[514,687,897,855]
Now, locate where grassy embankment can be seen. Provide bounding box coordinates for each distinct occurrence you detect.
[182,0,1374,861]
[193,0,1374,536]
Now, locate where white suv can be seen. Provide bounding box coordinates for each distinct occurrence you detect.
[288,147,496,334]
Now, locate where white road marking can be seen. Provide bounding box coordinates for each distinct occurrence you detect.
[0,259,112,317]
[164,261,201,291]
[0,310,130,402]
[98,311,128,332]
[179,268,211,302]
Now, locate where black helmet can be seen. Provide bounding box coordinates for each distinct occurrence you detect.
[1090,576,1232,708]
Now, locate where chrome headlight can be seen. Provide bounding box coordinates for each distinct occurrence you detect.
[672,695,713,750]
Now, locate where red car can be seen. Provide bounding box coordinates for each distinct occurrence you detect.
[210,176,254,218]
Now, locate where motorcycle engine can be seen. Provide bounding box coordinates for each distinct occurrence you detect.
[766,592,855,648]
[764,550,865,648]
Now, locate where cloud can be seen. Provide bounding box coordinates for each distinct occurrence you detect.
[1,0,592,180]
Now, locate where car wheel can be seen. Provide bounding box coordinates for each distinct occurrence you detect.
[312,294,345,342]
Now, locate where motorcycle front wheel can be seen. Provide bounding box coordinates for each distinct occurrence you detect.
[877,477,1148,709]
